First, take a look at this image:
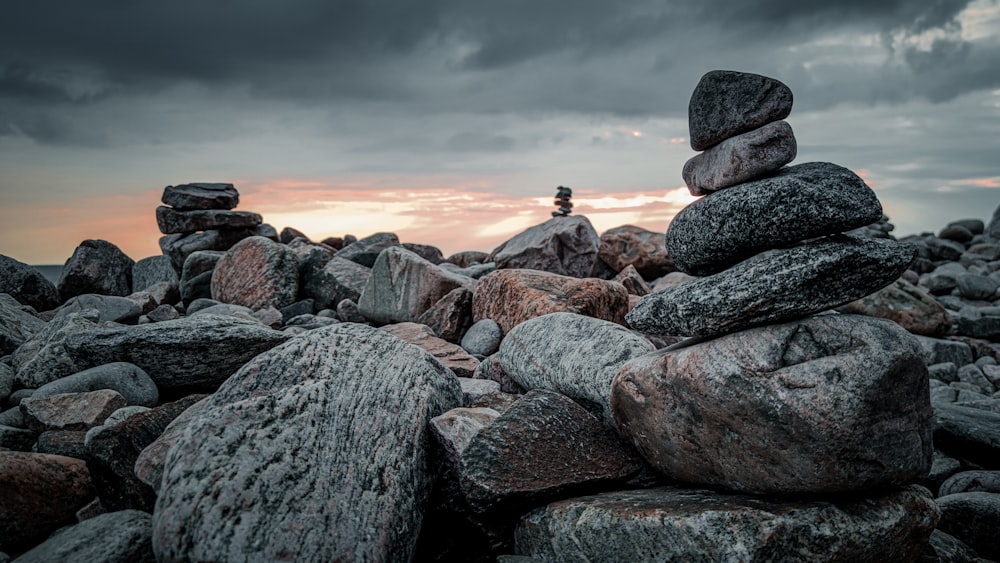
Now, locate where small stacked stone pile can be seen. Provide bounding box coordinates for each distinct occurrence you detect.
[551,186,573,217]
[157,183,270,271]
[615,71,935,499]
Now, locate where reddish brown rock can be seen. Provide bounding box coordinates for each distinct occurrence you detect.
[20,390,126,433]
[597,225,675,280]
[0,452,95,552]
[472,269,629,334]
[417,287,474,343]
[839,278,953,337]
[382,323,480,377]
[682,120,797,195]
[612,314,933,495]
[612,265,651,296]
[211,236,299,310]
[135,397,210,493]
[155,206,262,235]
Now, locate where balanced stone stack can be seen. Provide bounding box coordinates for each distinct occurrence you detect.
[157,183,270,271]
[616,70,934,501]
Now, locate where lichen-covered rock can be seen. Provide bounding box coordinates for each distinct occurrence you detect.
[612,314,933,494]
[472,269,629,334]
[152,323,462,562]
[688,69,793,151]
[155,206,262,235]
[666,162,883,276]
[596,225,674,280]
[211,236,299,310]
[515,485,938,563]
[489,216,600,278]
[161,182,239,210]
[839,278,953,337]
[358,246,474,325]
[58,239,134,299]
[683,120,797,195]
[499,313,653,425]
[627,236,915,338]
[61,315,291,390]
[0,254,61,311]
[12,509,155,563]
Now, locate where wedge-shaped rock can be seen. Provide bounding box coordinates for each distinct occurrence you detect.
[458,390,641,513]
[21,389,125,433]
[515,486,938,563]
[683,120,797,195]
[0,254,60,311]
[58,239,134,299]
[152,323,462,562]
[612,314,932,494]
[211,236,299,310]
[62,315,291,390]
[489,215,600,278]
[381,322,480,377]
[155,206,262,234]
[667,162,883,276]
[627,236,914,338]
[688,69,793,151]
[472,269,629,334]
[499,313,653,425]
[358,246,474,325]
[597,225,674,279]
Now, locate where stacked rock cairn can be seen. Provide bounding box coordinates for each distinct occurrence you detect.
[617,71,935,501]
[551,186,573,217]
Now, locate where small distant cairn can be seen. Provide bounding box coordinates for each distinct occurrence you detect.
[551,186,573,217]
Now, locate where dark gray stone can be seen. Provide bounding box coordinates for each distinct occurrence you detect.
[336,299,366,324]
[33,430,88,459]
[161,182,238,210]
[417,287,474,344]
[926,237,967,262]
[919,529,985,563]
[516,486,938,563]
[152,323,462,562]
[688,69,794,151]
[0,424,35,450]
[0,362,12,404]
[666,162,883,276]
[302,256,371,310]
[956,306,1000,340]
[13,311,102,389]
[914,336,974,367]
[683,120,797,195]
[57,240,134,299]
[936,492,1000,560]
[181,250,225,281]
[403,242,445,265]
[933,404,1000,468]
[939,471,1000,496]
[597,225,675,280]
[489,215,600,278]
[628,236,915,338]
[12,509,154,563]
[179,271,213,306]
[159,228,257,272]
[0,294,46,356]
[131,256,178,292]
[62,315,291,390]
[0,255,60,311]
[134,397,210,494]
[54,294,141,324]
[32,362,158,407]
[146,303,179,322]
[335,232,400,267]
[155,206,262,235]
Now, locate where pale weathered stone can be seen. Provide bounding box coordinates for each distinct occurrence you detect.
[21,390,126,433]
[12,509,155,563]
[429,407,500,466]
[515,485,938,563]
[683,120,797,195]
[358,247,474,325]
[612,314,932,494]
[152,323,462,562]
[381,322,480,377]
[489,216,600,278]
[62,315,291,390]
[627,236,915,338]
[499,313,653,425]
[597,225,674,279]
[688,69,794,151]
[472,269,629,334]
[211,236,299,310]
[58,239,134,299]
[667,162,883,276]
[155,206,262,235]
[839,278,952,337]
[0,255,60,311]
[161,182,238,210]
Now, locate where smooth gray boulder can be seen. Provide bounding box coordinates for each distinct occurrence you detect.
[57,239,134,300]
[688,69,793,151]
[489,215,600,278]
[12,509,154,563]
[627,235,914,338]
[613,314,933,494]
[682,120,797,195]
[0,255,60,311]
[515,486,938,562]
[0,294,46,356]
[666,162,883,276]
[61,315,291,390]
[461,319,503,357]
[498,313,654,425]
[358,247,474,325]
[152,323,462,562]
[32,362,158,407]
[161,182,239,210]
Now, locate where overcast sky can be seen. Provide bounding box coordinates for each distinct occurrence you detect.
[2,0,999,264]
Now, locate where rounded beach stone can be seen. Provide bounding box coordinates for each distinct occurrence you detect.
[666,161,883,277]
[688,69,793,151]
[211,236,299,310]
[683,120,797,195]
[32,362,159,407]
[57,239,135,300]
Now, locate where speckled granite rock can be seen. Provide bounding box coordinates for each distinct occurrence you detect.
[935,492,1000,561]
[627,235,914,338]
[612,314,932,494]
[152,323,462,562]
[211,236,299,310]
[839,278,953,337]
[0,294,46,356]
[335,232,400,267]
[301,256,371,310]
[666,162,883,276]
[13,310,102,389]
[57,239,134,300]
[515,485,938,563]
[683,120,797,195]
[12,509,155,563]
[489,215,600,278]
[0,255,61,311]
[688,70,793,151]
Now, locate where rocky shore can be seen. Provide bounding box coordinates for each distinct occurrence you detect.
[2,71,1000,562]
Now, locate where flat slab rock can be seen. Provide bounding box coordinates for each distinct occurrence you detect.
[152,323,462,562]
[515,485,938,563]
[683,120,797,195]
[155,206,262,235]
[161,182,239,210]
[688,69,793,151]
[666,162,883,277]
[627,235,915,338]
[612,314,933,494]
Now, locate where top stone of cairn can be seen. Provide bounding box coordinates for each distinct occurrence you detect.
[688,70,793,151]
[162,182,239,211]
